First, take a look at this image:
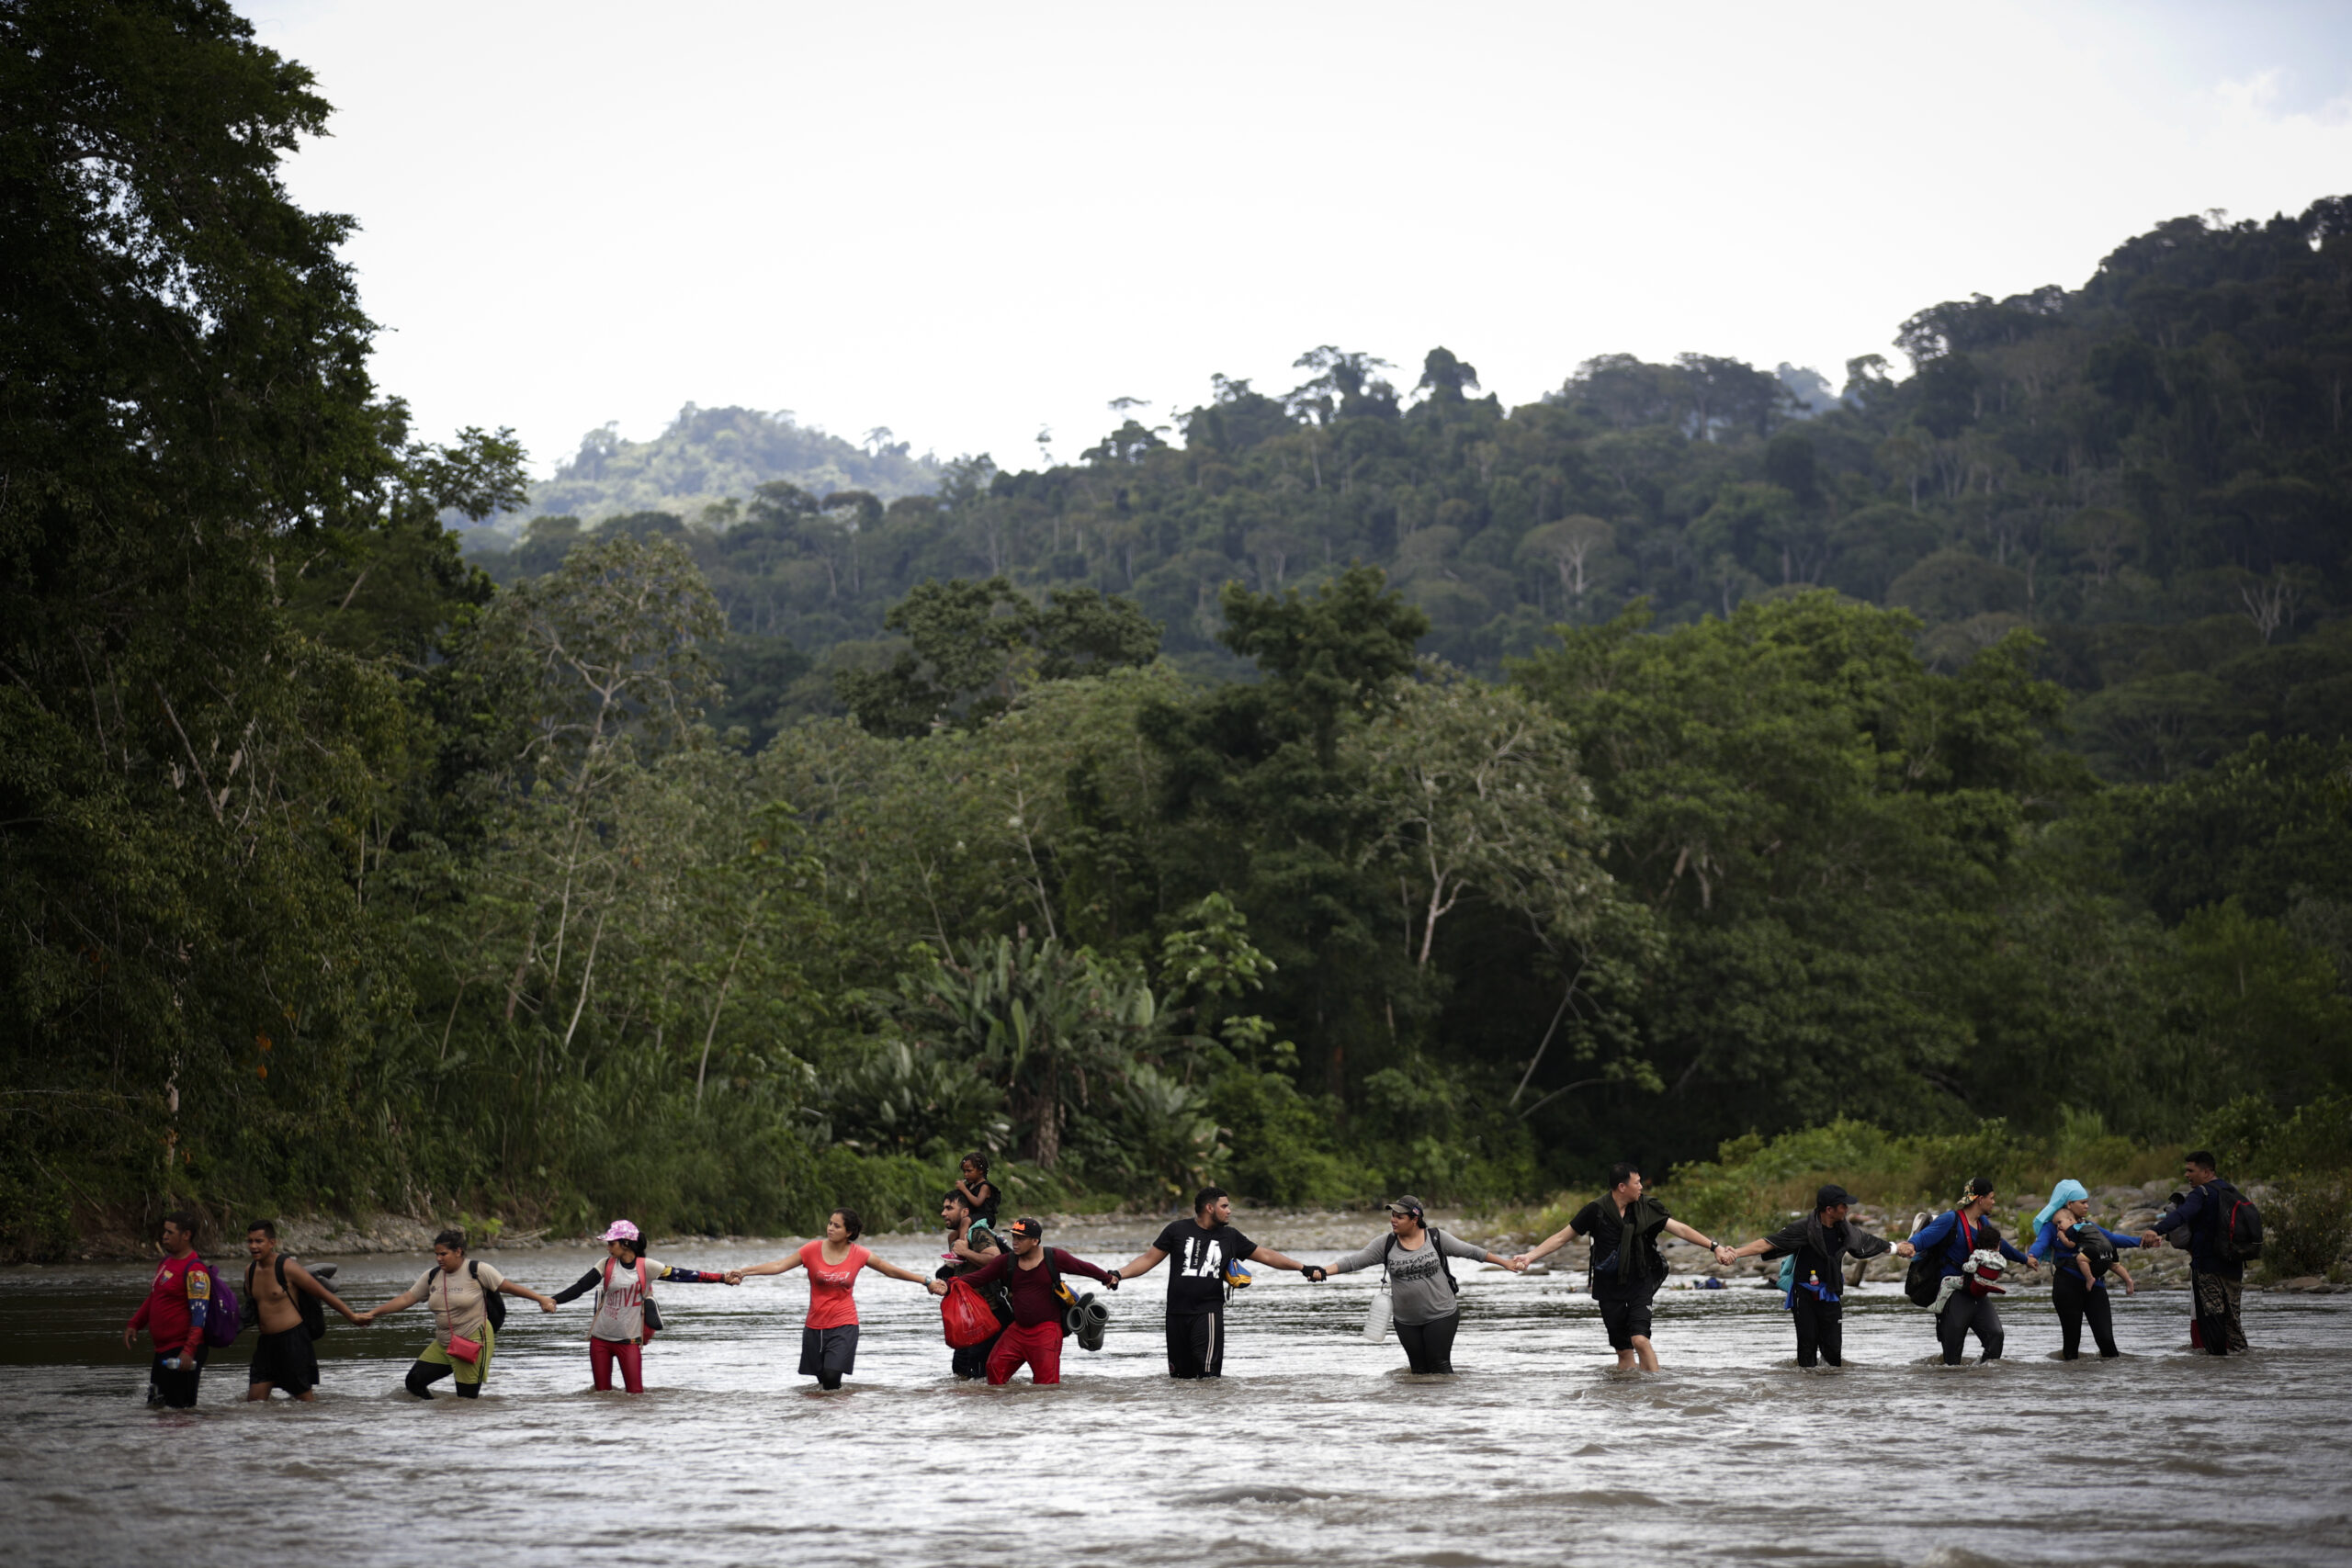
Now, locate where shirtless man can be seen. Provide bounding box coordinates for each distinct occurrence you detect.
[243,1219,365,1401]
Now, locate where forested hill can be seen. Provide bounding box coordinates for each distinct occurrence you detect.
[6,0,2346,1262]
[503,403,943,528]
[473,200,2352,781]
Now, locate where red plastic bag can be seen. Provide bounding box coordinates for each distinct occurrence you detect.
[941,1278,1000,1348]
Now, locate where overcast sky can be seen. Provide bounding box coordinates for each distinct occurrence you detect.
[248,1,2352,480]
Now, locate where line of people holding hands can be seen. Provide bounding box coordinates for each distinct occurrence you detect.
[125,1147,2254,1407]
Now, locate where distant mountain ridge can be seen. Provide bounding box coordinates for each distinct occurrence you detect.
[506,403,942,528]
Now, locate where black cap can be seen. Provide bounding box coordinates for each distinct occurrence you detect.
[1385,1195,1425,1219]
[1005,1215,1045,1242]
[1815,1183,1858,1211]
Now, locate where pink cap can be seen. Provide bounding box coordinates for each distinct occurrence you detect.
[599,1220,640,1243]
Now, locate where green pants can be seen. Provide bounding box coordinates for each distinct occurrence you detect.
[417,1322,496,1385]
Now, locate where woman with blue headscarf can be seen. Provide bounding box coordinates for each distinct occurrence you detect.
[2029,1179,2143,1359]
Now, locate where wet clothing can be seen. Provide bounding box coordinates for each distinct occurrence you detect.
[130,1252,213,1363]
[1396,1311,1460,1374]
[800,1241,871,1330]
[1937,1288,2005,1364]
[1758,1214,1895,1297]
[248,1325,320,1393]
[408,1321,494,1397]
[1790,1291,1843,1368]
[988,1319,1064,1384]
[2030,1218,2140,1290]
[939,1228,1007,1379]
[1910,1210,2030,1276]
[146,1348,207,1407]
[590,1336,644,1392]
[960,1247,1116,1328]
[799,1325,860,1388]
[2193,1272,2247,1356]
[409,1259,506,1347]
[1572,1196,1672,1288]
[1152,1219,1254,1379]
[1760,1213,1894,1368]
[2053,1268,2120,1359]
[1327,1229,1485,1325]
[550,1256,724,1342]
[1153,1220,1256,1314]
[1595,1277,1661,1351]
[1165,1304,1225,1379]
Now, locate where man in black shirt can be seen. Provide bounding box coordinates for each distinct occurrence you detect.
[1723,1183,1916,1369]
[1113,1185,1315,1379]
[1514,1163,1733,1371]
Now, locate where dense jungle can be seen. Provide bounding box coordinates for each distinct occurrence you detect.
[4,0,2347,1260]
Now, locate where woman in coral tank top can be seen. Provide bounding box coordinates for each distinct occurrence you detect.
[732,1207,945,1388]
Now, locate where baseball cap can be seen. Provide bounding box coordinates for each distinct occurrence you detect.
[599,1219,640,1243]
[1005,1215,1046,1242]
[1815,1184,1858,1211]
[1385,1195,1426,1219]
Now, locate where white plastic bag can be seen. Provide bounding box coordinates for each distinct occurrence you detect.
[1362,1284,1393,1342]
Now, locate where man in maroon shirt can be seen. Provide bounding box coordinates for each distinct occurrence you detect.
[124,1212,213,1408]
[957,1216,1119,1386]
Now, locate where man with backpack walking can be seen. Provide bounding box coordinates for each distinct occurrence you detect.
[954,1216,1120,1385]
[243,1219,366,1400]
[2142,1150,2253,1355]
[124,1211,218,1408]
[936,1187,1007,1380]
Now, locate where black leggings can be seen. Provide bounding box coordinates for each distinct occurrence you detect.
[1791,1292,1842,1368]
[405,1360,481,1399]
[2052,1269,2120,1359]
[1938,1290,2005,1364]
[1396,1312,1460,1373]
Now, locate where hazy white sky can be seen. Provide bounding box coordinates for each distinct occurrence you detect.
[247,1,2352,480]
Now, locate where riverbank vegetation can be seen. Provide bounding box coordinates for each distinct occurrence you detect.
[3,2,2346,1262]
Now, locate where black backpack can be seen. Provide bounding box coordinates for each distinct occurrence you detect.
[471,1258,507,1328]
[2214,1183,2265,1264]
[1382,1229,1460,1298]
[1904,1214,1958,1307]
[244,1256,331,1341]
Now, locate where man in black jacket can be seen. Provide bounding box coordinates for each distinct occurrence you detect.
[2142,1150,2248,1356]
[1723,1184,1917,1368]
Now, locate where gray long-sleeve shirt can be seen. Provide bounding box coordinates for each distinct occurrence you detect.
[1329,1229,1491,1325]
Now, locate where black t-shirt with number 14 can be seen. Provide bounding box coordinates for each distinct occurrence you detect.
[1153,1219,1256,1314]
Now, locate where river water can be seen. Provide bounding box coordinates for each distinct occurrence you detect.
[6,1225,2347,1568]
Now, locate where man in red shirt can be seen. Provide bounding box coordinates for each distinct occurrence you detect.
[124,1211,213,1408]
[957,1216,1119,1386]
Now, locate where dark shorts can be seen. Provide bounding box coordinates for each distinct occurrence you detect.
[249,1326,320,1393]
[1594,1278,1659,1351]
[1167,1308,1225,1379]
[147,1348,207,1408]
[799,1325,859,1379]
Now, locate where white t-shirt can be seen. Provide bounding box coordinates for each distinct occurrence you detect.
[413,1259,506,1343]
[589,1257,669,1342]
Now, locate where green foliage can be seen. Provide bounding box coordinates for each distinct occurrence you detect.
[4,13,2346,1253]
[515,405,941,527]
[1657,1118,2180,1238]
[2261,1176,2352,1280]
[835,576,1158,737]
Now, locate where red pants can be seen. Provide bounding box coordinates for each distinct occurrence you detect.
[590,1337,644,1393]
[986,1321,1064,1385]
